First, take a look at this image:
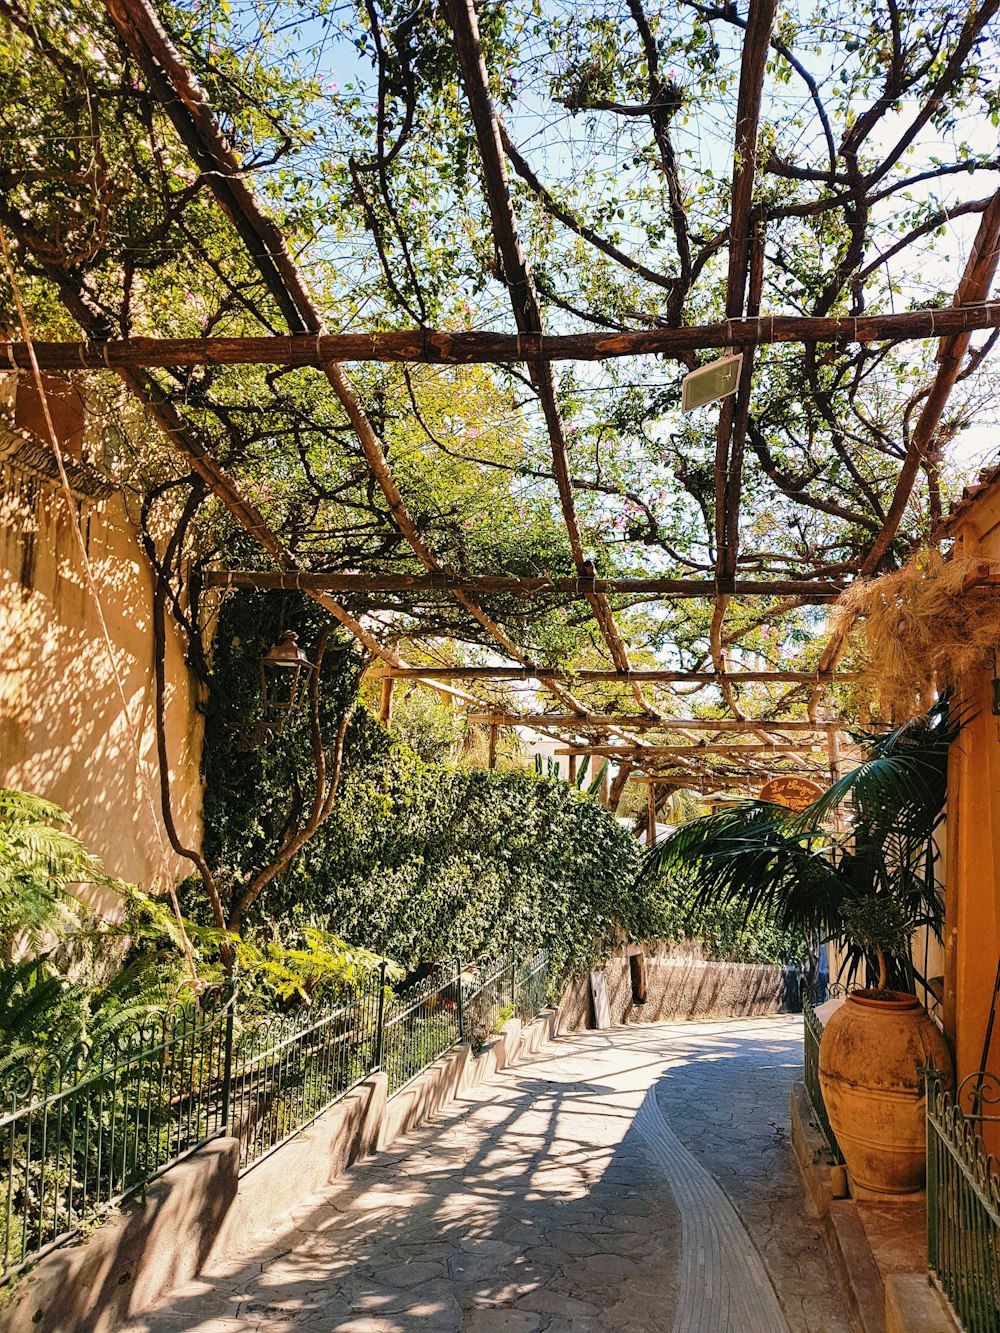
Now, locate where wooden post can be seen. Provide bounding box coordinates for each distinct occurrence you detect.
[488,723,498,771]
[629,951,648,1004]
[827,727,843,830]
[568,752,577,785]
[647,784,657,848]
[379,674,394,725]
[599,766,610,807]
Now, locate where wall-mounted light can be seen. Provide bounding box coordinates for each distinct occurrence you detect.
[681,352,744,412]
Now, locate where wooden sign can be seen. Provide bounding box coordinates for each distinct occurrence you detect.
[759,775,824,811]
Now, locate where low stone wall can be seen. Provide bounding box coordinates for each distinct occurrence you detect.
[560,942,800,1030]
[0,1009,560,1333]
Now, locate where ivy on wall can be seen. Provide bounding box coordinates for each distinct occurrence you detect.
[197,591,647,978]
[197,591,803,979]
[278,715,648,979]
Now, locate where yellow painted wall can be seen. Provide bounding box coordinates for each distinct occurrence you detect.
[943,484,1000,1105]
[0,459,203,890]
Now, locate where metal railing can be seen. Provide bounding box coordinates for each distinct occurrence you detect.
[0,991,233,1279]
[0,950,548,1281]
[381,966,462,1095]
[801,986,844,1164]
[230,982,382,1169]
[456,949,548,1052]
[927,1072,1000,1332]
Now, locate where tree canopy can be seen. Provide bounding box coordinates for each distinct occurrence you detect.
[1,0,998,788]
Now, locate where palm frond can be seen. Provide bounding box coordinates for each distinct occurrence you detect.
[794,695,957,835]
[637,698,959,977]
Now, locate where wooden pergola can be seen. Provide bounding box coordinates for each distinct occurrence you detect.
[3,0,998,801]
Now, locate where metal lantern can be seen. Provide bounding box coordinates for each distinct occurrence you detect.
[259,630,314,728]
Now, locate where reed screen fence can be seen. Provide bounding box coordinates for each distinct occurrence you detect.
[0,950,547,1282]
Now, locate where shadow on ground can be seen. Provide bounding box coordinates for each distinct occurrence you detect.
[124,1019,850,1333]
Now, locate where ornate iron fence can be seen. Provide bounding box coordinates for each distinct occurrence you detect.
[0,950,549,1281]
[381,966,463,1095]
[927,1072,1000,1332]
[458,950,548,1052]
[515,951,549,1025]
[801,987,844,1163]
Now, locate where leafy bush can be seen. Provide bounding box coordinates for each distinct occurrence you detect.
[263,708,648,981]
[640,865,808,966]
[197,590,804,983]
[0,788,115,953]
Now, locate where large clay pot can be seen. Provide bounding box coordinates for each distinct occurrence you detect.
[818,990,953,1197]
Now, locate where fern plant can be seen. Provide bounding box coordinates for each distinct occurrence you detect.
[0,789,113,955]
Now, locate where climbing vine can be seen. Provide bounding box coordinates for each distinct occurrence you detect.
[196,590,804,978]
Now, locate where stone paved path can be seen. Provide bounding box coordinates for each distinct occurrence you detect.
[126,1017,851,1333]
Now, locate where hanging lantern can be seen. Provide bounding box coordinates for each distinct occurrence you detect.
[259,631,314,729]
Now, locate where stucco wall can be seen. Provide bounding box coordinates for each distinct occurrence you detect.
[0,455,203,890]
[560,942,801,1030]
[943,482,1000,1117]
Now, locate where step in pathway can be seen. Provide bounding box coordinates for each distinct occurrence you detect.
[127,1016,852,1333]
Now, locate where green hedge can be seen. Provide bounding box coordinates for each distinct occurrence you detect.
[199,591,803,979]
[261,708,649,980]
[199,592,649,978]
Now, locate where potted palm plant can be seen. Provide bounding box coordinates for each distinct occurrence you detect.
[640,700,956,1197]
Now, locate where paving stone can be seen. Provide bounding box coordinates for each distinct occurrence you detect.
[515,1287,605,1318]
[375,1259,445,1288]
[130,1017,854,1333]
[463,1310,542,1332]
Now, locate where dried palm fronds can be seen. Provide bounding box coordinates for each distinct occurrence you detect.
[836,550,1000,720]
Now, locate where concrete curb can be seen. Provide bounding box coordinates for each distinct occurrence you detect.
[0,1006,561,1333]
[789,1079,838,1219]
[884,1274,958,1333]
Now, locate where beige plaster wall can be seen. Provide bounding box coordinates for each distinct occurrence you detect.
[0,461,203,890]
[560,942,800,1030]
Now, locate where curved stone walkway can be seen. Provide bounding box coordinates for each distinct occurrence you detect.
[127,1017,851,1333]
[634,1087,789,1332]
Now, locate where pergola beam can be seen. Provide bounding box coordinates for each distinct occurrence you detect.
[442,0,652,715]
[554,744,829,756]
[6,304,1000,370]
[387,667,857,683]
[101,0,607,729]
[808,191,1000,714]
[464,714,843,730]
[626,774,792,788]
[202,570,844,599]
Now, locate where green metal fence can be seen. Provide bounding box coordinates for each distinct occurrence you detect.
[927,1072,1000,1332]
[0,950,548,1281]
[515,951,549,1026]
[454,950,548,1054]
[381,966,463,1095]
[801,987,844,1164]
[230,981,383,1168]
[0,990,233,1279]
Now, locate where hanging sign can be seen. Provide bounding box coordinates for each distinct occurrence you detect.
[759,775,824,812]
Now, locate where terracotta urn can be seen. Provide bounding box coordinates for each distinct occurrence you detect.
[818,990,954,1197]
